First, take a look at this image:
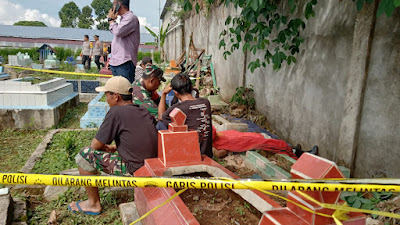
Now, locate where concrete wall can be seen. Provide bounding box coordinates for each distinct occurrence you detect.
[162,1,400,178]
[353,10,400,178]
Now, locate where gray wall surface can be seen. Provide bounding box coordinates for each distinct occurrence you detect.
[353,11,400,178]
[162,1,400,178]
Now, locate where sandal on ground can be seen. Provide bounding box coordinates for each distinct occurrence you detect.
[68,200,102,215]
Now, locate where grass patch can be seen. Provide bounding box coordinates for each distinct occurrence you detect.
[31,130,97,174]
[55,103,88,129]
[0,129,48,173]
[20,77,53,84]
[28,187,127,225]
[0,129,48,188]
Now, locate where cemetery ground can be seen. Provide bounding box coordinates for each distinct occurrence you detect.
[0,67,399,224]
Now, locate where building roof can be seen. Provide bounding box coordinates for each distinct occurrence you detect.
[161,0,173,19]
[0,25,155,43]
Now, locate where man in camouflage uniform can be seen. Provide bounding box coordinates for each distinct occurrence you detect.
[69,76,157,215]
[132,65,166,120]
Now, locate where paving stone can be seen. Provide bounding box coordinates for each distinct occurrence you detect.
[119,202,142,225]
[44,186,70,201]
[0,192,12,225]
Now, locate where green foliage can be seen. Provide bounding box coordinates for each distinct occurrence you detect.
[13,21,47,27]
[61,132,78,161]
[32,131,97,174]
[0,129,48,174]
[0,47,39,63]
[153,51,162,64]
[54,47,76,62]
[355,0,400,17]
[137,51,152,62]
[59,1,81,28]
[91,0,113,30]
[342,192,393,218]
[78,5,94,29]
[55,103,88,129]
[146,25,170,62]
[231,86,256,109]
[182,0,318,72]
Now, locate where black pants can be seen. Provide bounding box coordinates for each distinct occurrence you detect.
[94,55,104,71]
[82,55,91,70]
[103,55,108,63]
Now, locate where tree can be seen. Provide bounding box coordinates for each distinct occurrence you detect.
[13,21,47,27]
[146,24,170,61]
[59,1,81,28]
[91,0,113,30]
[78,5,95,29]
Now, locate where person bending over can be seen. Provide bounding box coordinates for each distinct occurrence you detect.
[132,65,166,121]
[135,56,152,81]
[68,76,157,215]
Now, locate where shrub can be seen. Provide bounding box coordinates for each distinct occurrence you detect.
[0,47,39,63]
[153,51,161,64]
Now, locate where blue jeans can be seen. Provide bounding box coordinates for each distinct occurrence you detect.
[110,61,135,83]
[156,121,168,131]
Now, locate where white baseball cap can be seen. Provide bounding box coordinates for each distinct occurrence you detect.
[95,76,132,95]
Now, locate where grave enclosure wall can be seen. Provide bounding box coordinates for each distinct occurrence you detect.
[162,1,400,178]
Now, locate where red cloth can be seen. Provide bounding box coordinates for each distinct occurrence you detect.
[212,126,297,159]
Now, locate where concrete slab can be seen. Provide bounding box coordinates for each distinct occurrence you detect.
[44,186,70,201]
[119,202,142,225]
[0,193,12,225]
[212,115,248,132]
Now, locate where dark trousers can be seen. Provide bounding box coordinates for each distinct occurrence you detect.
[103,55,108,63]
[110,61,135,83]
[82,55,91,70]
[94,55,104,71]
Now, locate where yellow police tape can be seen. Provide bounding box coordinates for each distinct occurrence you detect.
[1,173,400,192]
[3,65,113,78]
[1,173,399,224]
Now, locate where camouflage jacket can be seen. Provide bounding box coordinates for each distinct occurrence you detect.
[132,80,160,120]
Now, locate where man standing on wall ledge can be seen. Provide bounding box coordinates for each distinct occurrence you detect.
[107,0,140,83]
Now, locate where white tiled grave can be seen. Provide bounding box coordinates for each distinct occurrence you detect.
[0,77,74,108]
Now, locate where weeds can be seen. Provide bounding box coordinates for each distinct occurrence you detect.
[28,187,124,225]
[61,132,77,161]
[342,192,393,218]
[32,130,97,174]
[230,86,256,109]
[55,103,88,129]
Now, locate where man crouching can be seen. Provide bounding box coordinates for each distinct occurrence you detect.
[68,76,157,215]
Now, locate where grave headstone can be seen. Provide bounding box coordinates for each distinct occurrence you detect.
[44,53,60,69]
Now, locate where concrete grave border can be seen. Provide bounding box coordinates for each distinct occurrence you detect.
[244,151,350,179]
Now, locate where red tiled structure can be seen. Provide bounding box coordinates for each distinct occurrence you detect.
[134,108,281,224]
[259,153,366,225]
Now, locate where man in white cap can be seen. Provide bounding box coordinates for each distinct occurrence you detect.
[68,76,157,215]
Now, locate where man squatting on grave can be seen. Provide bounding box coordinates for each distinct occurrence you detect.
[68,76,158,215]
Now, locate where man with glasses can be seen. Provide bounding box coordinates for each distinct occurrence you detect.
[132,65,166,121]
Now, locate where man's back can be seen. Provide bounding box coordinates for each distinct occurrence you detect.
[96,104,157,173]
[162,98,213,157]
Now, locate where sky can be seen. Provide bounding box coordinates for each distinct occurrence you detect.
[0,0,166,33]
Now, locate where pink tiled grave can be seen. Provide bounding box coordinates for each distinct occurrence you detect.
[134,108,281,225]
[259,153,366,225]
